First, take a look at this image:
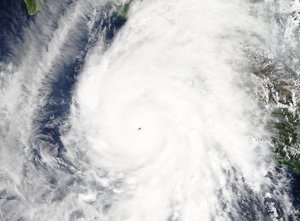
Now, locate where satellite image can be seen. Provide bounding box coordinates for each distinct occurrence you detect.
[0,0,300,220]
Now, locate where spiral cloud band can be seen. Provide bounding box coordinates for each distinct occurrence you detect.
[71,0,296,220]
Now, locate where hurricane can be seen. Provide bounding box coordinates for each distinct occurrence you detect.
[0,0,300,220]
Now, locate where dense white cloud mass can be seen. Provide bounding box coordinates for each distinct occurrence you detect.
[0,0,299,220]
[73,0,297,220]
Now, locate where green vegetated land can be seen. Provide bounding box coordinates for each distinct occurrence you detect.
[250,53,300,173]
[24,0,44,15]
[110,0,133,19]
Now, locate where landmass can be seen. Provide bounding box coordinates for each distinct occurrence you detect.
[24,0,44,15]
[250,53,300,173]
